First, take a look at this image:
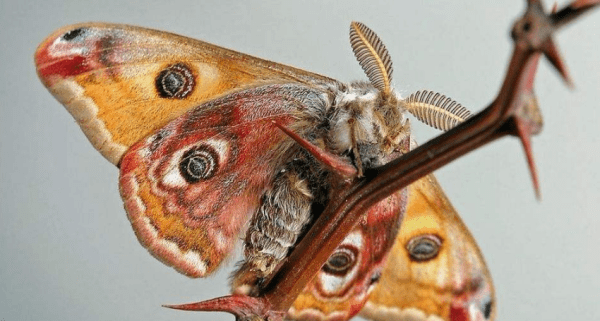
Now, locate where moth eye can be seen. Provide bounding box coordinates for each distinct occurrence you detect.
[178,145,218,183]
[62,28,85,41]
[323,246,357,275]
[155,63,195,99]
[406,234,442,262]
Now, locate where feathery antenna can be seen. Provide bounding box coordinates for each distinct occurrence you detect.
[405,90,472,131]
[350,22,394,95]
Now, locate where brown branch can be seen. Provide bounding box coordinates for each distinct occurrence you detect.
[265,46,531,312]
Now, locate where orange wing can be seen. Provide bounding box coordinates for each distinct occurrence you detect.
[34,23,336,165]
[360,174,495,321]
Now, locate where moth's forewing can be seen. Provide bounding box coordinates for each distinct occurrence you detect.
[34,23,336,165]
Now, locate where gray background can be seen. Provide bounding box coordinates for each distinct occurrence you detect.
[1,0,599,320]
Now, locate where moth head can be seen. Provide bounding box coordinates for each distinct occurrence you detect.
[325,22,408,170]
[349,22,474,143]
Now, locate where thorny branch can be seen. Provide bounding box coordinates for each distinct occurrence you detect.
[166,1,599,320]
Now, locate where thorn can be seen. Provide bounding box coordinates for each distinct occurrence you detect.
[163,296,236,312]
[163,295,275,319]
[514,118,542,200]
[550,0,600,34]
[571,0,600,10]
[273,121,358,179]
[541,38,574,88]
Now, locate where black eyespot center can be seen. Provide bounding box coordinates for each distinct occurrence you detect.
[63,28,85,41]
[330,253,350,268]
[178,145,219,183]
[188,156,206,176]
[323,246,357,276]
[163,73,184,94]
[155,63,195,99]
[406,234,442,262]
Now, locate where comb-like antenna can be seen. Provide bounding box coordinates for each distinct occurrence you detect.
[350,22,394,95]
[404,90,472,131]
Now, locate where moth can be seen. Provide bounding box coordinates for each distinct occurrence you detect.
[35,21,494,320]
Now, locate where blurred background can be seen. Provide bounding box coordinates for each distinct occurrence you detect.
[1,1,598,320]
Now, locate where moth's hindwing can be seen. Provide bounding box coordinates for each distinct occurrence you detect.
[287,189,408,321]
[118,84,328,277]
[360,175,496,321]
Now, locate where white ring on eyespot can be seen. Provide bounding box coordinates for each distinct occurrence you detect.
[318,231,363,294]
[162,138,230,188]
[344,230,363,248]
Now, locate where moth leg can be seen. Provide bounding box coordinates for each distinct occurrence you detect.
[232,162,317,296]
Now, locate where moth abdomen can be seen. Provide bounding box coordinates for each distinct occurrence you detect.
[232,156,325,295]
